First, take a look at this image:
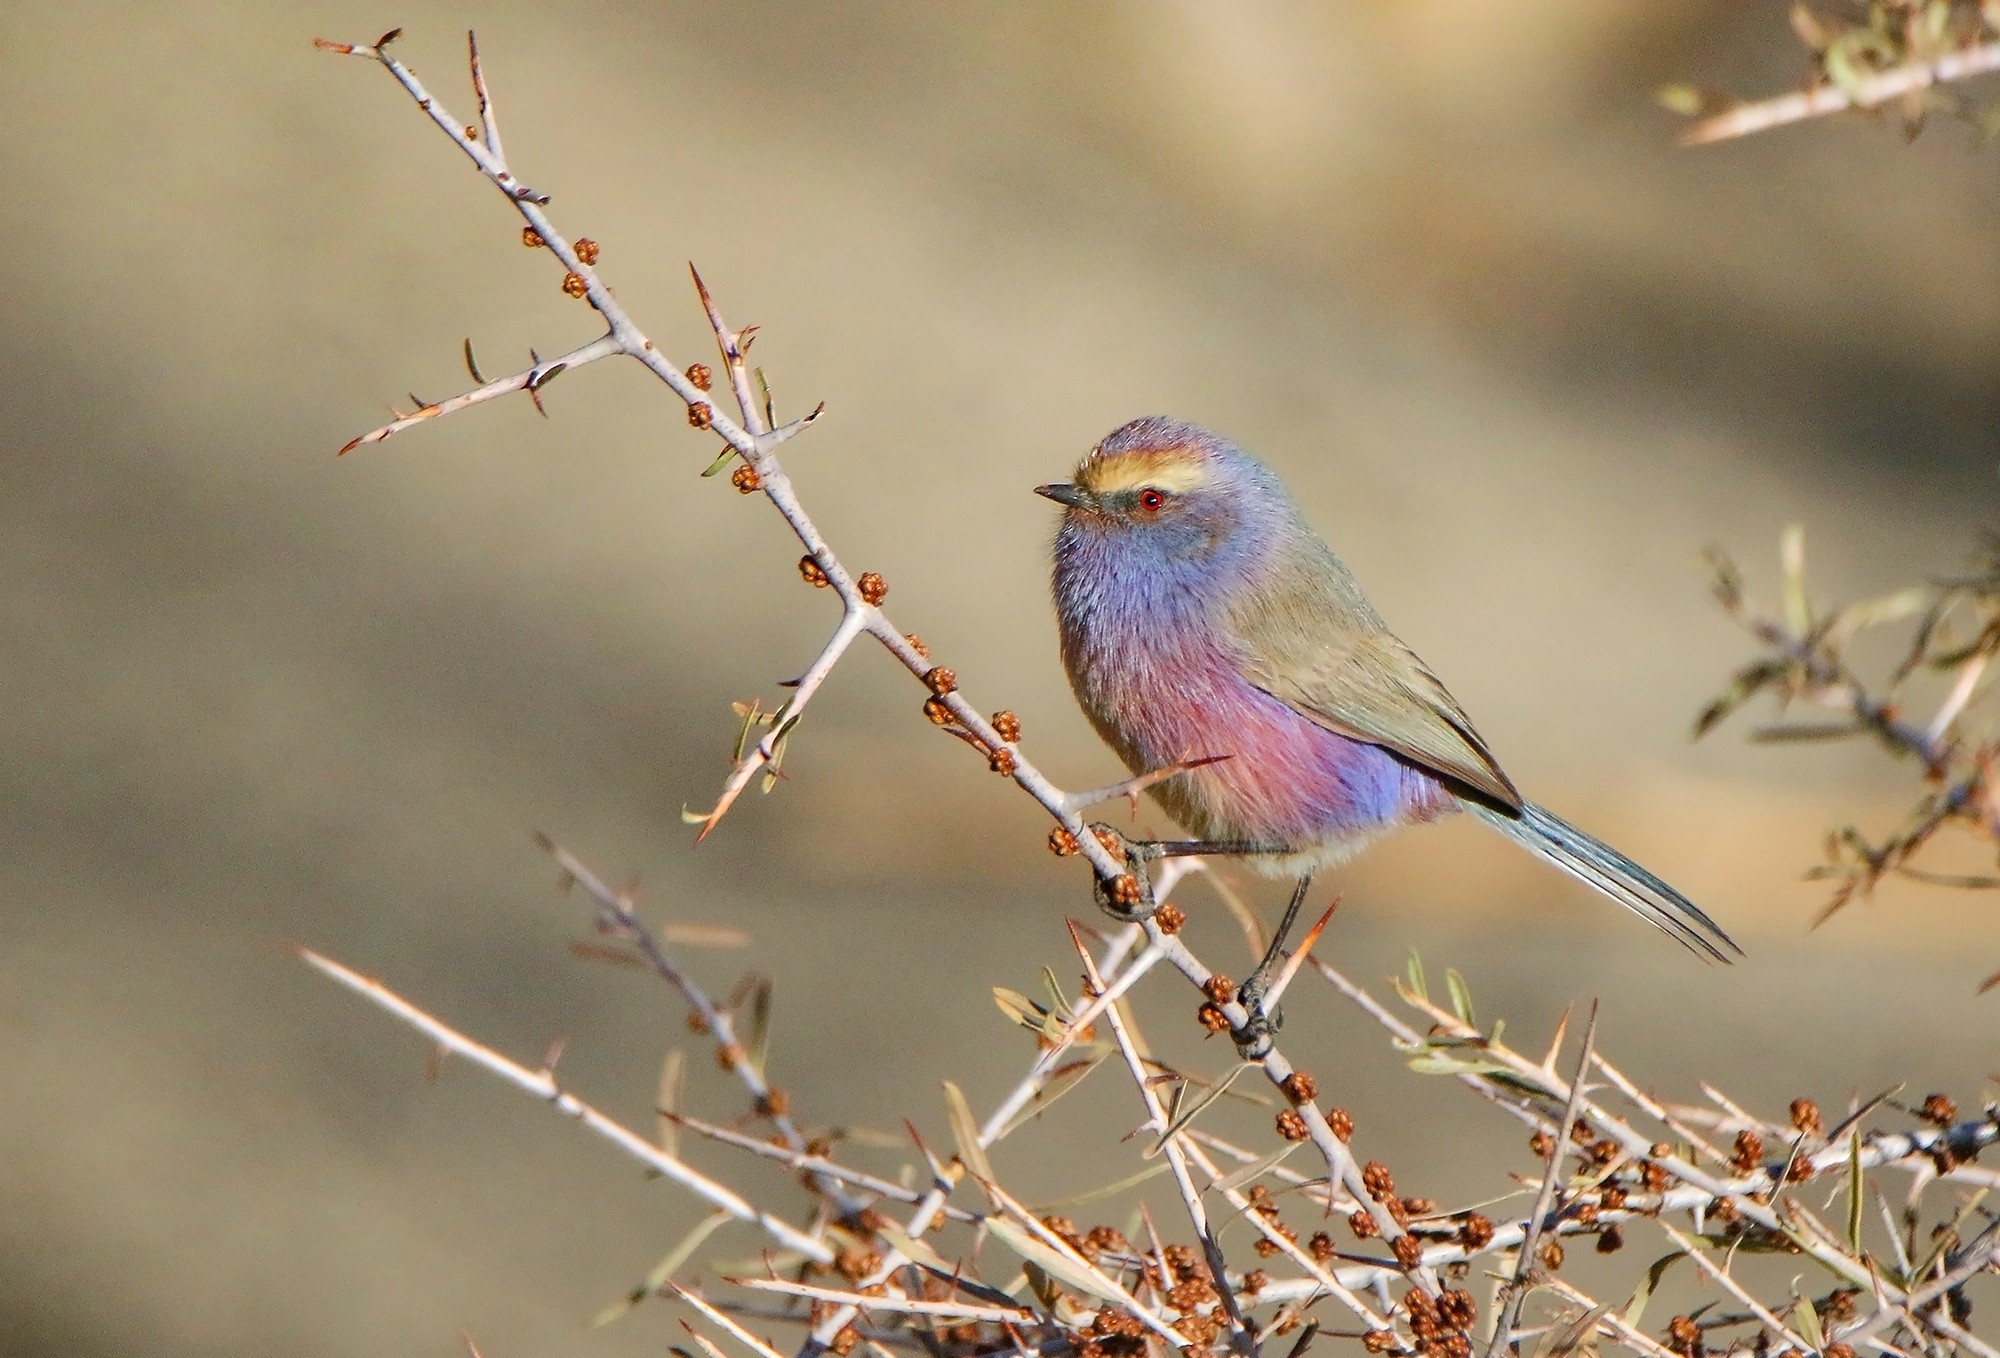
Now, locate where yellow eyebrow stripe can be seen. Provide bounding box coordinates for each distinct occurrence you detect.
[1076,451,1210,498]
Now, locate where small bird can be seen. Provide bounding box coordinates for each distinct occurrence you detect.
[1039,416,1738,978]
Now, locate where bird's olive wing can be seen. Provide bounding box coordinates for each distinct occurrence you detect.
[1228,584,1525,814]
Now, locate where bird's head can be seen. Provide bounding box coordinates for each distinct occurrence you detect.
[1038,417,1289,575]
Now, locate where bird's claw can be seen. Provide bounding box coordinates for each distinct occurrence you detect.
[1230,976,1282,1059]
[1086,822,1159,921]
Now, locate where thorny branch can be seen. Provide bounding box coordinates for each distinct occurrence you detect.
[308,29,2000,1358]
[1696,529,2000,927]
[1667,3,2000,146]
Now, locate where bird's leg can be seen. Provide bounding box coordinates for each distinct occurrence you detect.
[1140,838,1297,859]
[1232,873,1313,1059]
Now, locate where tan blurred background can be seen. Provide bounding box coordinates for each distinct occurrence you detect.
[4,2,1998,1355]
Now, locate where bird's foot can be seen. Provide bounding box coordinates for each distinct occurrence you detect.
[1085,822,1159,921]
[1230,972,1283,1060]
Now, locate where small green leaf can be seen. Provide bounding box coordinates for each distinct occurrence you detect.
[1405,950,1428,1003]
[593,1209,733,1326]
[1445,968,1475,1026]
[1794,1290,1826,1350]
[1846,1130,1864,1253]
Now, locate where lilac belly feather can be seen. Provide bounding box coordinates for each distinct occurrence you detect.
[1055,541,1453,874]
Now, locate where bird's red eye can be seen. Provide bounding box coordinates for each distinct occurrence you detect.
[1138,488,1167,512]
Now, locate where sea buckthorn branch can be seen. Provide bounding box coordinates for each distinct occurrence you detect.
[1312,955,2000,1358]
[1696,532,2000,926]
[1077,937,1402,1343]
[1667,5,2000,146]
[297,947,835,1263]
[1077,929,1277,1356]
[533,833,862,1217]
[320,28,1444,1304]
[312,31,1999,1358]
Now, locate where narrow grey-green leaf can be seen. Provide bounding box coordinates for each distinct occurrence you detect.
[942,1080,994,1188]
[992,1053,1108,1142]
[1150,1062,1254,1156]
[1623,1252,1684,1330]
[1212,1139,1308,1196]
[983,1218,1127,1307]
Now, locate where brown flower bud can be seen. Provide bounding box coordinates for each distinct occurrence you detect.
[1920,1093,1957,1126]
[1537,1240,1564,1271]
[687,399,713,428]
[1203,975,1235,1003]
[522,227,544,248]
[1197,1002,1228,1033]
[1600,1186,1627,1211]
[1241,1269,1269,1294]
[857,572,888,606]
[686,362,712,391]
[1308,1231,1336,1261]
[1362,1162,1395,1201]
[1458,1213,1494,1249]
[1790,1098,1823,1136]
[755,1088,789,1118]
[1349,1209,1378,1239]
[1282,1072,1318,1105]
[903,633,929,659]
[1325,1107,1355,1142]
[798,555,829,587]
[924,697,953,726]
[562,271,588,298]
[1154,902,1185,934]
[1363,1330,1397,1353]
[1529,1130,1555,1158]
[1275,1109,1309,1142]
[1049,827,1080,856]
[1108,874,1141,907]
[1392,1234,1422,1270]
[989,748,1016,776]
[730,463,760,494]
[574,237,600,265]
[924,666,957,695]
[1731,1130,1764,1173]
[991,710,1022,743]
[1438,1289,1476,1329]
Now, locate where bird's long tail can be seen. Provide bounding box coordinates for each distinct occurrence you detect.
[1465,801,1741,962]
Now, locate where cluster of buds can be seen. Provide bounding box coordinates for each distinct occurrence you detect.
[1399,1286,1477,1358]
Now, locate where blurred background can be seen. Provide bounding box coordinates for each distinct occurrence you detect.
[3,3,1996,1355]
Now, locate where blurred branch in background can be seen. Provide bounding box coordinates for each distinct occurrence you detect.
[1696,528,2000,936]
[1665,2,2000,145]
[305,25,2000,1358]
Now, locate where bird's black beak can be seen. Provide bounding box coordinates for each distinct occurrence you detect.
[1035,482,1093,511]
